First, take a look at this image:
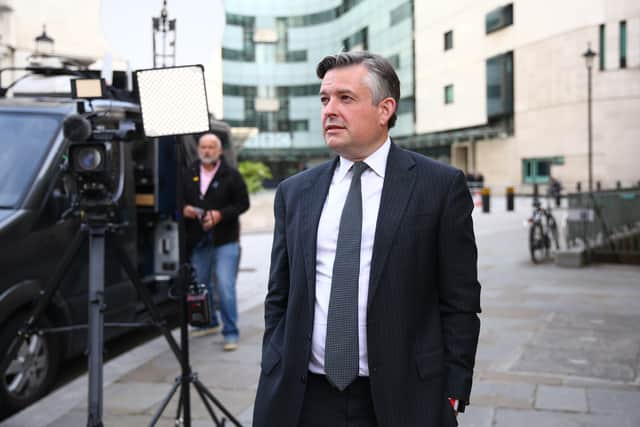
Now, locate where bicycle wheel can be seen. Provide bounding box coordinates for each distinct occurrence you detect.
[547,214,560,250]
[529,223,548,263]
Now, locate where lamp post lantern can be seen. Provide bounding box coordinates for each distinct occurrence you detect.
[34,25,54,55]
[582,43,597,193]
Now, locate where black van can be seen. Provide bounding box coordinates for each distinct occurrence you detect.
[0,93,182,416]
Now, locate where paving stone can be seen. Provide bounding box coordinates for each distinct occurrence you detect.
[494,408,639,427]
[470,381,535,409]
[458,406,494,427]
[73,382,173,415]
[535,385,587,412]
[588,388,640,415]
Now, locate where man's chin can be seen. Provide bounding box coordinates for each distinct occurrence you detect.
[324,136,347,151]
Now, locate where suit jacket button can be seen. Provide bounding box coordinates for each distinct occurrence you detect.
[301,374,307,383]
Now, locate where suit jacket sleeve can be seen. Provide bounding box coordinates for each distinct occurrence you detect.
[262,186,290,354]
[438,170,481,403]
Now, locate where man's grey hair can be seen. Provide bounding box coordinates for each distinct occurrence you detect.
[316,51,400,129]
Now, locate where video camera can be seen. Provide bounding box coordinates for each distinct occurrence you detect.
[63,78,144,213]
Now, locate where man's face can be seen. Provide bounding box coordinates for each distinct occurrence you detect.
[319,64,390,160]
[198,135,222,165]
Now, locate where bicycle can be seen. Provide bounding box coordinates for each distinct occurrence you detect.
[528,199,560,263]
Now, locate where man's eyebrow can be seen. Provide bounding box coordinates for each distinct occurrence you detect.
[318,88,357,96]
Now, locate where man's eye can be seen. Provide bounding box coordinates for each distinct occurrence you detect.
[320,97,328,105]
[341,95,353,102]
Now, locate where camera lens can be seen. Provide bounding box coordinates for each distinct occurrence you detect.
[77,147,103,171]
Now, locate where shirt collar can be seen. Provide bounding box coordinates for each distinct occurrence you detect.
[335,137,391,183]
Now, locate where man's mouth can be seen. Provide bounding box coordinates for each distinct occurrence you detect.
[325,124,345,132]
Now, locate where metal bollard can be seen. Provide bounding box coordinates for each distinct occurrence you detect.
[533,183,539,204]
[616,180,622,190]
[506,186,514,211]
[481,188,491,213]
[596,181,601,191]
[576,181,582,193]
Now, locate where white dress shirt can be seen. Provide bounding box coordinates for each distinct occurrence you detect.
[309,137,391,377]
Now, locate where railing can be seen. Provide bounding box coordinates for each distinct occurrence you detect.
[565,188,640,264]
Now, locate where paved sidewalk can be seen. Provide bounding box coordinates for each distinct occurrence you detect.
[3,192,640,426]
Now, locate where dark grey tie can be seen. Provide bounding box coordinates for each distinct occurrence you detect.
[325,161,368,391]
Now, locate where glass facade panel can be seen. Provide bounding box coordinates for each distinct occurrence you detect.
[222,0,415,153]
[387,54,400,69]
[397,96,414,114]
[390,1,412,26]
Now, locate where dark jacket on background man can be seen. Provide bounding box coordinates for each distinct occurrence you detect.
[182,157,249,256]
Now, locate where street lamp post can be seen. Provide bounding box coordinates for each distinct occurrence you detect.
[582,44,597,193]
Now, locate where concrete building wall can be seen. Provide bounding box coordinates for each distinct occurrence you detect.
[416,0,640,191]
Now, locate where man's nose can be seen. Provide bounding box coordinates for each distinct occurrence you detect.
[323,98,338,118]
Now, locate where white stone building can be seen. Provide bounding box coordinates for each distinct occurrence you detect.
[415,0,640,191]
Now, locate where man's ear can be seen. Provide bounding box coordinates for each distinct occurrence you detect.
[378,97,397,127]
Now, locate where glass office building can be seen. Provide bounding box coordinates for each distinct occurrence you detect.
[222,0,415,178]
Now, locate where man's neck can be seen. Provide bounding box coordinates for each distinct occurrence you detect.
[346,133,389,162]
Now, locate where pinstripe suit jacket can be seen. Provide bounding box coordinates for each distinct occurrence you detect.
[253,142,481,427]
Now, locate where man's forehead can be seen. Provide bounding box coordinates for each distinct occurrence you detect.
[320,65,368,92]
[199,134,221,146]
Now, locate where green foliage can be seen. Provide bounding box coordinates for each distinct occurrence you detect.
[238,161,273,194]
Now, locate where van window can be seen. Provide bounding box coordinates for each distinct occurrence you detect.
[0,113,61,208]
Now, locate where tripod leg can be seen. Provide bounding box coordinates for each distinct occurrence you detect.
[148,378,182,427]
[5,227,87,363]
[109,233,183,361]
[194,378,244,427]
[87,227,106,427]
[193,380,222,426]
[175,386,183,426]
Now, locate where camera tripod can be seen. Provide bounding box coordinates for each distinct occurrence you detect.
[6,199,242,426]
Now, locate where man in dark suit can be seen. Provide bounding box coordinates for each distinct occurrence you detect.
[253,52,481,426]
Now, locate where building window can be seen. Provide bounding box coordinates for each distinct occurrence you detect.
[343,28,368,51]
[275,84,320,97]
[285,50,307,62]
[444,30,453,50]
[599,24,605,71]
[223,84,258,97]
[390,1,412,26]
[486,51,514,119]
[619,20,627,68]
[277,119,308,132]
[486,3,513,34]
[522,157,564,184]
[444,85,454,104]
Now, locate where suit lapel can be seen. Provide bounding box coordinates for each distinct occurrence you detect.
[368,143,416,310]
[301,158,338,315]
